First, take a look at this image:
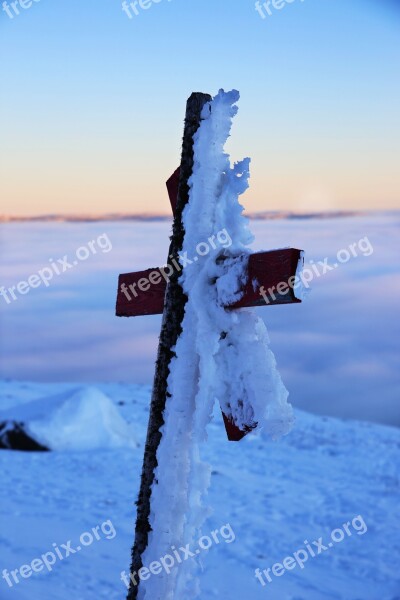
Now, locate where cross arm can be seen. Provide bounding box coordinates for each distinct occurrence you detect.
[116,247,303,317]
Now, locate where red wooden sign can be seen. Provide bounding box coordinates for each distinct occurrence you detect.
[116,169,303,441]
[116,248,301,318]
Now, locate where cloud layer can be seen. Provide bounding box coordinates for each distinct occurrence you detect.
[1,213,399,426]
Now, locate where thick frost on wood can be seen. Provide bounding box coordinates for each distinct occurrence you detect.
[139,90,294,600]
[180,89,294,440]
[128,92,211,600]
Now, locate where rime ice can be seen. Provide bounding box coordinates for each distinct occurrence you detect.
[139,89,294,600]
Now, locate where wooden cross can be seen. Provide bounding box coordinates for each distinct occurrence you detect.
[115,92,303,600]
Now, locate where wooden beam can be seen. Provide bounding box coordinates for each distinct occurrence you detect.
[116,248,303,317]
[126,92,212,600]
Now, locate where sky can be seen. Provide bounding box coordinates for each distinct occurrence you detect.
[0,0,399,216]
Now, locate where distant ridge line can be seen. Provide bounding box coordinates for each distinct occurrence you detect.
[0,210,375,223]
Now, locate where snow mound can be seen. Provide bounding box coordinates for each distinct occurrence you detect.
[0,386,137,451]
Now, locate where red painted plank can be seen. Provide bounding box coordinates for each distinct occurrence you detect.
[166,167,180,216]
[221,411,257,441]
[117,267,167,317]
[232,248,303,308]
[116,248,303,317]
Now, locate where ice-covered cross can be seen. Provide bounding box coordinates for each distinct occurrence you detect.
[116,92,303,441]
[115,90,303,600]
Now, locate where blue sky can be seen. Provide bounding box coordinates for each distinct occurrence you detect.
[0,0,399,215]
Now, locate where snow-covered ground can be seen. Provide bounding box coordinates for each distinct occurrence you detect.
[0,380,399,600]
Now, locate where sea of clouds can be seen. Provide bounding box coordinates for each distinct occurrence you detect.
[1,212,399,426]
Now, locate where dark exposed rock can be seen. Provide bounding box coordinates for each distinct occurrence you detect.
[0,421,49,452]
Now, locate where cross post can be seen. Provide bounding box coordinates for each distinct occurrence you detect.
[115,91,303,599]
